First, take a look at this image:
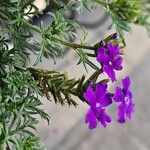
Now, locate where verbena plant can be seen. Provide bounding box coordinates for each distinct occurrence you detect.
[0,0,150,149]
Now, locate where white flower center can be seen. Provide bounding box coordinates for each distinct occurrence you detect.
[109,61,113,65]
[96,103,100,107]
[125,97,130,105]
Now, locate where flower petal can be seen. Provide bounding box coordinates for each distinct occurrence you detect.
[103,65,116,82]
[126,101,135,119]
[98,108,111,128]
[107,43,120,58]
[85,108,98,129]
[113,57,123,70]
[113,87,124,102]
[97,47,109,63]
[100,93,113,107]
[83,86,96,106]
[117,103,127,123]
[122,76,131,90]
[85,109,95,122]
[89,120,98,129]
[105,113,112,123]
[95,83,107,102]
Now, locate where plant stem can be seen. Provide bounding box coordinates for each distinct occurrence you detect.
[6,141,11,150]
[22,20,96,51]
[52,37,96,50]
[22,19,41,33]
[94,0,110,5]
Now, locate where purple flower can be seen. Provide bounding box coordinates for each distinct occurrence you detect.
[84,82,112,129]
[97,42,123,82]
[85,107,111,129]
[113,76,135,123]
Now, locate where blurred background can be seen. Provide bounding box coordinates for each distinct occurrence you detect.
[32,1,150,150]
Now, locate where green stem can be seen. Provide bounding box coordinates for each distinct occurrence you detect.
[94,0,110,5]
[22,20,96,51]
[83,69,102,90]
[22,19,41,33]
[52,37,96,50]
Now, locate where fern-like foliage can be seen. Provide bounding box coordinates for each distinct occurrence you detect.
[28,67,87,106]
[0,70,49,149]
[0,0,150,149]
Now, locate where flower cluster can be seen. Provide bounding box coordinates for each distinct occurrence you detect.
[84,83,112,129]
[97,42,122,82]
[114,76,135,123]
[84,36,135,129]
